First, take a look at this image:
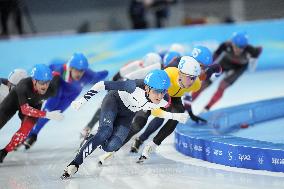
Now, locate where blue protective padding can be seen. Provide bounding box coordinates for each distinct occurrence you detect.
[175,97,284,172]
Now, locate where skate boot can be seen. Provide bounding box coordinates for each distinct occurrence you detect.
[23,134,37,150]
[60,163,79,180]
[136,141,157,164]
[0,149,8,163]
[98,152,114,166]
[130,137,143,153]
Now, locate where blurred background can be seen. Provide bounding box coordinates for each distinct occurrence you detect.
[1,0,284,77]
[1,0,284,37]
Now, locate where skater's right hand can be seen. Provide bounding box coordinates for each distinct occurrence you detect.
[45,110,64,121]
[71,98,86,110]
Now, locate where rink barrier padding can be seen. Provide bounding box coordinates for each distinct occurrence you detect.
[1,19,284,77]
[175,97,284,172]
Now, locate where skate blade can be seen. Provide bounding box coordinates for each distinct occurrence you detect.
[136,156,147,164]
[136,159,144,164]
[60,172,71,180]
[98,160,103,166]
[24,144,31,150]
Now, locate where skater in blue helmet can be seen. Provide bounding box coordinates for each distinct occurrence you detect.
[61,69,190,179]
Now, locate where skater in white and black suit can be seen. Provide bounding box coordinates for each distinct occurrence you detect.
[61,69,190,179]
[0,69,28,103]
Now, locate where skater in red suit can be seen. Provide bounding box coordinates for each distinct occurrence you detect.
[0,64,63,163]
[192,31,262,111]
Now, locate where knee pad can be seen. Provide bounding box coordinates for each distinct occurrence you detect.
[99,111,115,128]
[102,136,123,152]
[96,126,113,142]
[131,116,148,131]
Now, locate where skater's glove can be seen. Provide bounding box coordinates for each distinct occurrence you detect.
[190,114,207,124]
[155,110,188,124]
[71,98,86,110]
[45,110,64,121]
[80,127,91,139]
[172,112,189,124]
[206,64,222,80]
[187,110,207,124]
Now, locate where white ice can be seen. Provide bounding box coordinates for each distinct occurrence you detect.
[1,70,284,189]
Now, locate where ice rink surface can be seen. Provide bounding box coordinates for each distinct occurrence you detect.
[1,70,284,189]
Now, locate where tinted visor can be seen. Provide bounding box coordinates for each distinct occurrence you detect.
[151,88,167,95]
[37,80,51,85]
[180,71,197,81]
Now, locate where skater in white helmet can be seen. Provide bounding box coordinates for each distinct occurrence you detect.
[0,69,28,103]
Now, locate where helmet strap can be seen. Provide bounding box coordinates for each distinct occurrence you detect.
[144,85,152,102]
[32,80,38,93]
[178,77,184,88]
[64,64,71,82]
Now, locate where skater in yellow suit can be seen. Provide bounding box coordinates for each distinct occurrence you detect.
[137,56,202,162]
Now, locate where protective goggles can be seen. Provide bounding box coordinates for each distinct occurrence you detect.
[233,44,246,51]
[36,80,51,85]
[179,71,198,81]
[151,88,167,95]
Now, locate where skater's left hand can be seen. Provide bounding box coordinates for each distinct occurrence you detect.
[45,110,64,121]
